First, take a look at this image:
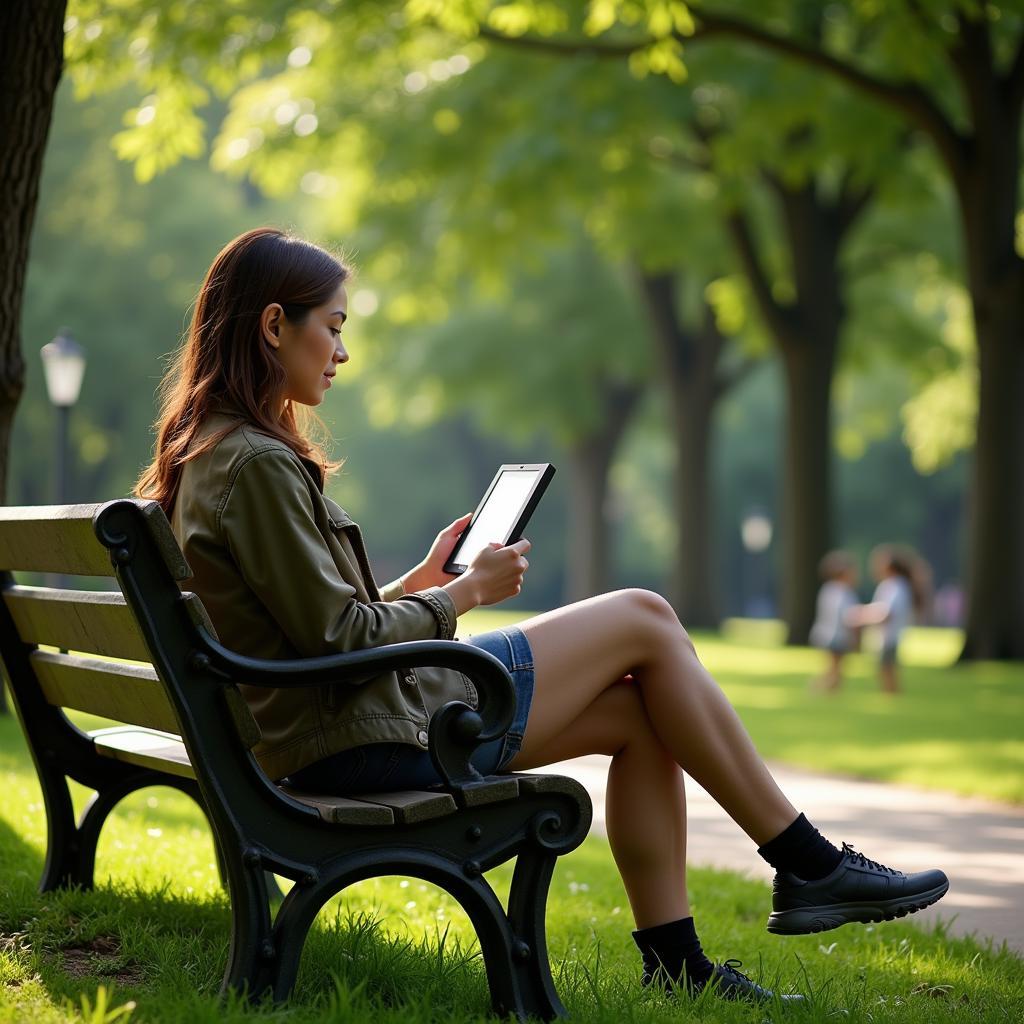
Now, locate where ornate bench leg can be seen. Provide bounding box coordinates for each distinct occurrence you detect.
[220,849,276,1001]
[41,769,155,891]
[37,766,81,892]
[505,847,567,1021]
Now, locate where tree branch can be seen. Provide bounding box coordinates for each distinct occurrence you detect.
[687,12,968,186]
[836,170,876,234]
[724,207,795,344]
[945,9,997,136]
[477,25,650,58]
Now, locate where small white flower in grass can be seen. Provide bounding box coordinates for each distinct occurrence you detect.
[399,880,410,888]
[146,796,159,808]
[146,827,162,838]
[611,907,621,915]
[405,901,416,910]
[819,942,838,955]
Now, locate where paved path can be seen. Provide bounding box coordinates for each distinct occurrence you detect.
[530,757,1024,954]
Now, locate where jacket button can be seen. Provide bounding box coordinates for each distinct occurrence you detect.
[416,729,429,747]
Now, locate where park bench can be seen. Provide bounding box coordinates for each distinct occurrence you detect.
[0,498,592,1019]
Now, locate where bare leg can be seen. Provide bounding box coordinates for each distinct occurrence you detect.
[827,651,843,691]
[509,679,689,928]
[506,590,797,845]
[880,661,900,694]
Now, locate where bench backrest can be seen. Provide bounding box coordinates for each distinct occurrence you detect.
[0,500,260,776]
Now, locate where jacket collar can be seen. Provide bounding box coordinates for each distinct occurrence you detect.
[203,400,325,493]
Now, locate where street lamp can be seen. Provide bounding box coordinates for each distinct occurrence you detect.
[741,510,773,555]
[40,328,86,504]
[740,509,774,618]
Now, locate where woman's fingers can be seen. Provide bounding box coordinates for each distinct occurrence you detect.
[450,512,472,532]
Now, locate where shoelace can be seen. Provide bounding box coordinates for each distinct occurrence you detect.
[719,959,752,982]
[842,842,901,875]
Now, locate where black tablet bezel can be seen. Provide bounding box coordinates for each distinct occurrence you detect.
[443,463,556,575]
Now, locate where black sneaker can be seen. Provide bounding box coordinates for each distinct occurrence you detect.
[644,959,805,1004]
[768,842,949,935]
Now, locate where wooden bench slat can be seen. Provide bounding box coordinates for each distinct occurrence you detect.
[32,650,180,734]
[348,789,458,824]
[278,785,396,825]
[0,503,115,577]
[460,776,520,806]
[0,501,191,581]
[5,587,152,661]
[91,725,196,780]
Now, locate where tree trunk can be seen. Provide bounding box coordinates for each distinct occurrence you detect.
[0,0,67,713]
[635,271,726,628]
[727,175,856,644]
[779,336,837,644]
[957,141,1024,659]
[775,184,846,645]
[564,380,641,602]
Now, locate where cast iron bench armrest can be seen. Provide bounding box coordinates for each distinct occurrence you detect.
[195,631,516,793]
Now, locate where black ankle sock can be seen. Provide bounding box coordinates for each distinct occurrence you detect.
[757,812,843,880]
[632,916,714,991]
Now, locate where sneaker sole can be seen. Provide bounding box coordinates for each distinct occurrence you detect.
[766,879,950,935]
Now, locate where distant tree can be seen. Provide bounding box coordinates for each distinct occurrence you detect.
[0,0,67,712]
[0,0,66,501]
[653,0,1022,657]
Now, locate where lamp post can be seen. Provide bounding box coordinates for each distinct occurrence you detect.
[40,328,86,505]
[740,509,774,618]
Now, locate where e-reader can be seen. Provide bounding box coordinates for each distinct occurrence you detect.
[443,464,555,575]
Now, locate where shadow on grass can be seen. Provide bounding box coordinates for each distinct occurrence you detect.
[1,871,503,1023]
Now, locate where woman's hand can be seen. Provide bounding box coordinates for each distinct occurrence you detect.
[443,539,531,615]
[400,513,473,594]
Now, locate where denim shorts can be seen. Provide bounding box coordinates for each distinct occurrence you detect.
[285,625,534,794]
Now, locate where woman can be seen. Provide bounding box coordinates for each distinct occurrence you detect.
[137,228,948,1004]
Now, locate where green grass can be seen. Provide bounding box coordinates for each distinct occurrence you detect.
[1,618,1022,1022]
[465,611,1024,805]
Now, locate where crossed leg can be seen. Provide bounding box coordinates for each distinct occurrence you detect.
[504,588,799,929]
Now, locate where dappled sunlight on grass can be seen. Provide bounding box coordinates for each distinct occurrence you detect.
[2,669,1022,1022]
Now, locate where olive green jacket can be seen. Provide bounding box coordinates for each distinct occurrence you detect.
[170,410,475,781]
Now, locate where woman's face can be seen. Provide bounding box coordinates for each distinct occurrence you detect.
[263,282,349,408]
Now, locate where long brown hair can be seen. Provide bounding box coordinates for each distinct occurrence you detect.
[872,544,932,618]
[135,228,350,515]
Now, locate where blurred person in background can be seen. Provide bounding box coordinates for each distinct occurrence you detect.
[809,550,860,693]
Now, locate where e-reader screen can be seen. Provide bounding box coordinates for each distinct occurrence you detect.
[444,464,555,575]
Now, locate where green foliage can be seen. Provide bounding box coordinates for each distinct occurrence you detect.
[38,0,994,617]
[69,987,136,1024]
